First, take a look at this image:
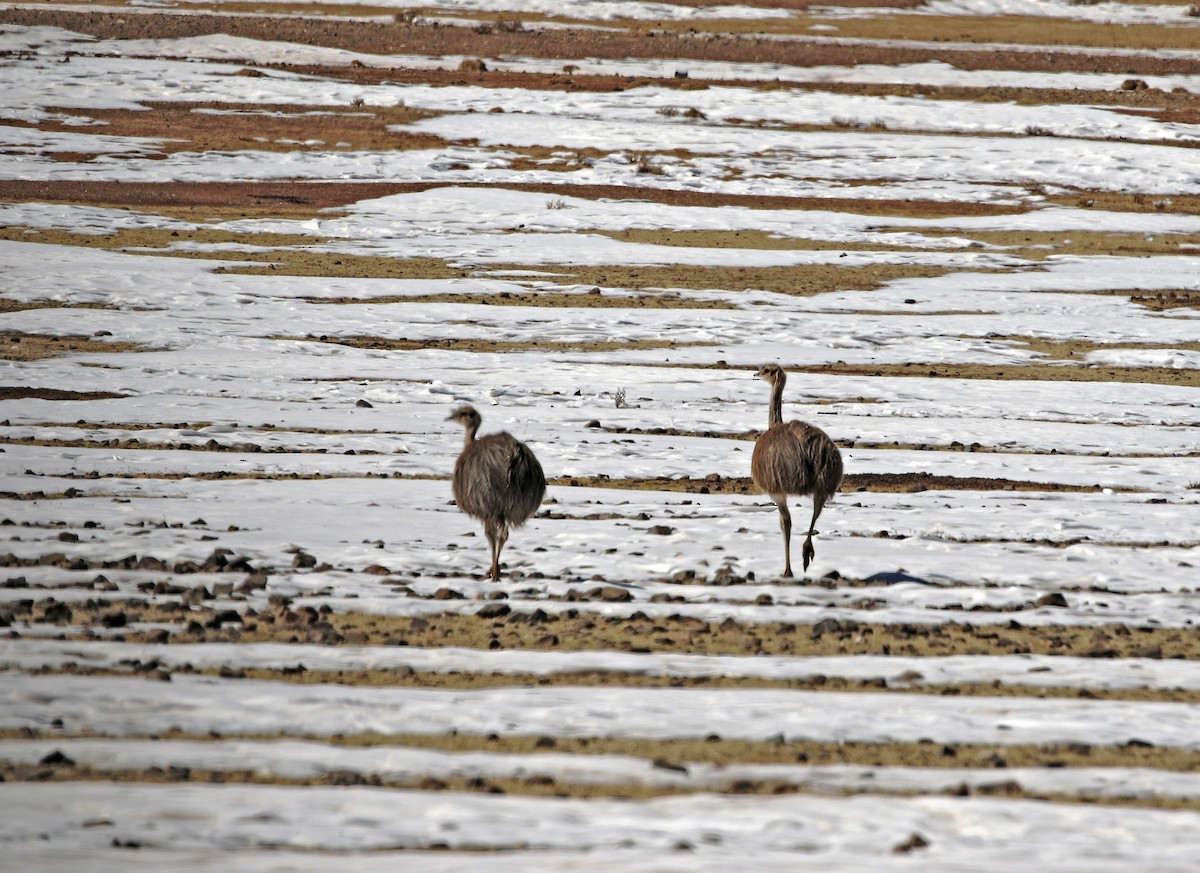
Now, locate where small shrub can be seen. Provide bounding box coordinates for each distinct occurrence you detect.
[655,106,706,121]
[614,389,640,409]
[545,198,567,210]
[1024,125,1055,136]
[629,153,664,175]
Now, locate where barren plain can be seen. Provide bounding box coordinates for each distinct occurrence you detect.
[1,0,1200,869]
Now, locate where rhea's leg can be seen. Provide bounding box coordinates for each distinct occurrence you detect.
[802,497,825,572]
[774,495,793,578]
[490,524,510,581]
[484,522,501,580]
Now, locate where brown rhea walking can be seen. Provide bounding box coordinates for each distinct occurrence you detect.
[447,405,546,580]
[750,364,843,576]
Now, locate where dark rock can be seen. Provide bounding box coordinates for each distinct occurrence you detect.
[977,779,1023,796]
[235,571,269,594]
[306,623,343,645]
[893,833,929,854]
[712,565,746,585]
[1034,592,1068,608]
[40,601,72,623]
[811,617,841,636]
[205,609,242,628]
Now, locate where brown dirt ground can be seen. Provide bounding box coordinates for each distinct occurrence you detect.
[0,332,143,362]
[307,291,740,309]
[8,179,1200,221]
[272,334,718,354]
[0,386,128,402]
[5,749,1200,810]
[19,102,446,156]
[0,180,1040,220]
[787,361,1200,388]
[5,7,1200,71]
[28,662,1200,704]
[10,599,1198,663]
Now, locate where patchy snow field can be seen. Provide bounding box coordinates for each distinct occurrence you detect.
[1,0,1199,869]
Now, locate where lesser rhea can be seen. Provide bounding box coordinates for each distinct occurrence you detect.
[750,364,843,576]
[447,405,546,580]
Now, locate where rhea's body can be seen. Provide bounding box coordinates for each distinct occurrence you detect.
[448,405,546,580]
[751,365,843,576]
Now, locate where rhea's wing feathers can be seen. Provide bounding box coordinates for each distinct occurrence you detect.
[505,439,547,525]
[799,422,843,497]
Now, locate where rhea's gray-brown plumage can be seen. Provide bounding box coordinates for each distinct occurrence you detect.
[447,405,546,581]
[750,364,843,576]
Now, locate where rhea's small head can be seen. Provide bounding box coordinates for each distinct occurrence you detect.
[447,405,482,430]
[756,364,785,385]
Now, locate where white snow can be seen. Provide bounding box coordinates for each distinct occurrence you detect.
[3,783,1200,872]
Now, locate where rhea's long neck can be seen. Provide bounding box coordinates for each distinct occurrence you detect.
[768,376,785,428]
[462,423,478,448]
